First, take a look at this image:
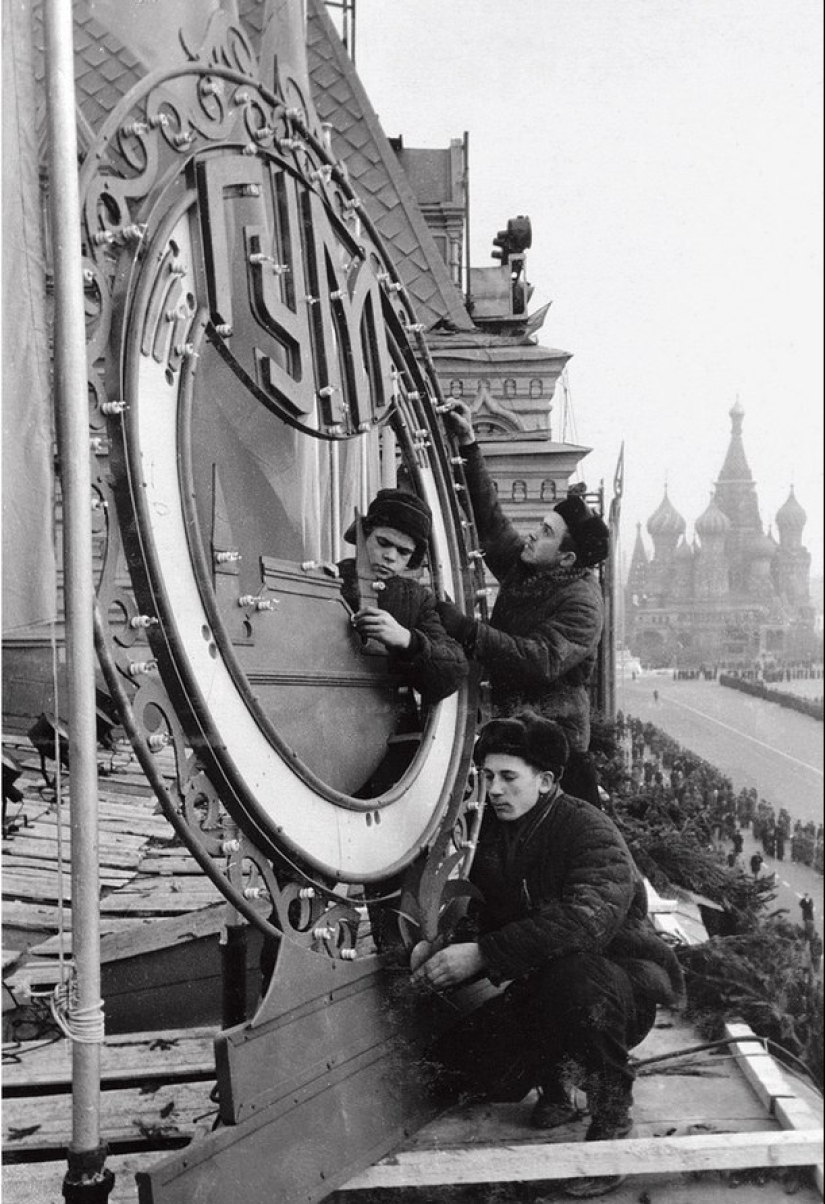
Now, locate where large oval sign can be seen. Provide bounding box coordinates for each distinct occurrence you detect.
[84,30,477,884]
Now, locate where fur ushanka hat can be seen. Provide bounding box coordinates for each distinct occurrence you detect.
[474,710,569,778]
[344,489,431,569]
[553,493,610,568]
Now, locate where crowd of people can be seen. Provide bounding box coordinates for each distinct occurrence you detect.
[731,661,823,685]
[615,710,823,873]
[612,711,822,971]
[668,660,823,684]
[671,666,717,680]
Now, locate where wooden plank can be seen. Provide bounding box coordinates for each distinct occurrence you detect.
[776,1097,824,1131]
[2,836,141,868]
[2,854,136,878]
[775,1097,825,1196]
[3,1081,218,1153]
[7,1157,825,1204]
[3,857,135,885]
[135,856,205,876]
[24,813,170,841]
[338,1129,824,1190]
[108,879,220,895]
[4,959,70,998]
[2,870,139,902]
[2,1028,217,1090]
[1,900,75,932]
[20,795,168,821]
[26,907,232,960]
[725,1021,797,1113]
[99,887,224,916]
[93,782,161,800]
[1,902,156,935]
[4,834,152,861]
[10,818,157,849]
[97,904,229,961]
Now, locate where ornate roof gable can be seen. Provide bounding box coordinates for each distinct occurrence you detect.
[305,0,474,331]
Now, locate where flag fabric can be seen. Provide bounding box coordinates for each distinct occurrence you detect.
[2,0,57,633]
[524,301,552,336]
[609,442,624,530]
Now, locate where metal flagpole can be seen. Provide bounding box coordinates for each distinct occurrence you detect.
[43,1,112,1197]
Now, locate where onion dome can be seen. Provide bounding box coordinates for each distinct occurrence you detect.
[694,495,730,539]
[776,486,806,533]
[747,529,778,560]
[646,488,686,538]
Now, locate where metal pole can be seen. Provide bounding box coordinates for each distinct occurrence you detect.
[463,131,471,306]
[43,1,110,1195]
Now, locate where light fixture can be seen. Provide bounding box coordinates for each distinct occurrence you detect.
[2,752,25,836]
[26,712,70,788]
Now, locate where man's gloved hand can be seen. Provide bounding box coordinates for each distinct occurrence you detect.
[436,599,477,648]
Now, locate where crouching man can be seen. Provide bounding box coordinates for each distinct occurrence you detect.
[412,711,684,1198]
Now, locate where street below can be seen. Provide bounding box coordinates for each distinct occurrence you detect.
[617,673,824,944]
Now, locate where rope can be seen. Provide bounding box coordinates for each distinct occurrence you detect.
[41,977,106,1045]
[49,619,72,990]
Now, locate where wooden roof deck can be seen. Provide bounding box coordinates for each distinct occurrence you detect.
[2,733,225,1006]
[2,1011,822,1203]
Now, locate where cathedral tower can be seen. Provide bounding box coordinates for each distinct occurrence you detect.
[693,494,730,601]
[645,487,685,604]
[713,400,765,595]
[774,487,811,608]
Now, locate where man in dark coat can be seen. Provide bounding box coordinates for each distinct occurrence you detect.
[437,401,608,805]
[413,712,683,1198]
[338,488,468,706]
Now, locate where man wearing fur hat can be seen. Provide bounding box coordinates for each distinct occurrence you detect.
[338,488,468,706]
[439,401,608,805]
[413,711,683,1197]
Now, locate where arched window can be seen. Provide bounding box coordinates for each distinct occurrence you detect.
[529,378,543,398]
[449,380,464,398]
[540,480,557,502]
[512,480,527,502]
[503,378,516,398]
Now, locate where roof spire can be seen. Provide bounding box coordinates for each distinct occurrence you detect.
[717,397,752,483]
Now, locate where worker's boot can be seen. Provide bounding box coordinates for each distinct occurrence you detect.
[563,1074,635,1197]
[530,1079,582,1130]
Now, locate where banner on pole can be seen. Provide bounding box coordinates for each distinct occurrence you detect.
[2,0,57,634]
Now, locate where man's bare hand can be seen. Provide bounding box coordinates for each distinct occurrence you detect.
[411,942,485,990]
[353,606,411,650]
[441,399,476,447]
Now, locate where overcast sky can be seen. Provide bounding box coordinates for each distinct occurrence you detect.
[352,0,823,580]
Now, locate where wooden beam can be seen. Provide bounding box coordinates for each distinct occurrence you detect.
[775,1094,825,1195]
[339,1129,824,1190]
[725,1022,796,1114]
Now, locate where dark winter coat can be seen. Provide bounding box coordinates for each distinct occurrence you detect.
[338,559,468,704]
[469,785,684,1006]
[463,443,604,751]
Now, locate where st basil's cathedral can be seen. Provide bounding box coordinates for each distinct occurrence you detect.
[625,401,815,668]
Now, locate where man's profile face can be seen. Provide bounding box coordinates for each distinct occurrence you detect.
[481,753,554,821]
[365,525,417,578]
[520,510,573,568]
